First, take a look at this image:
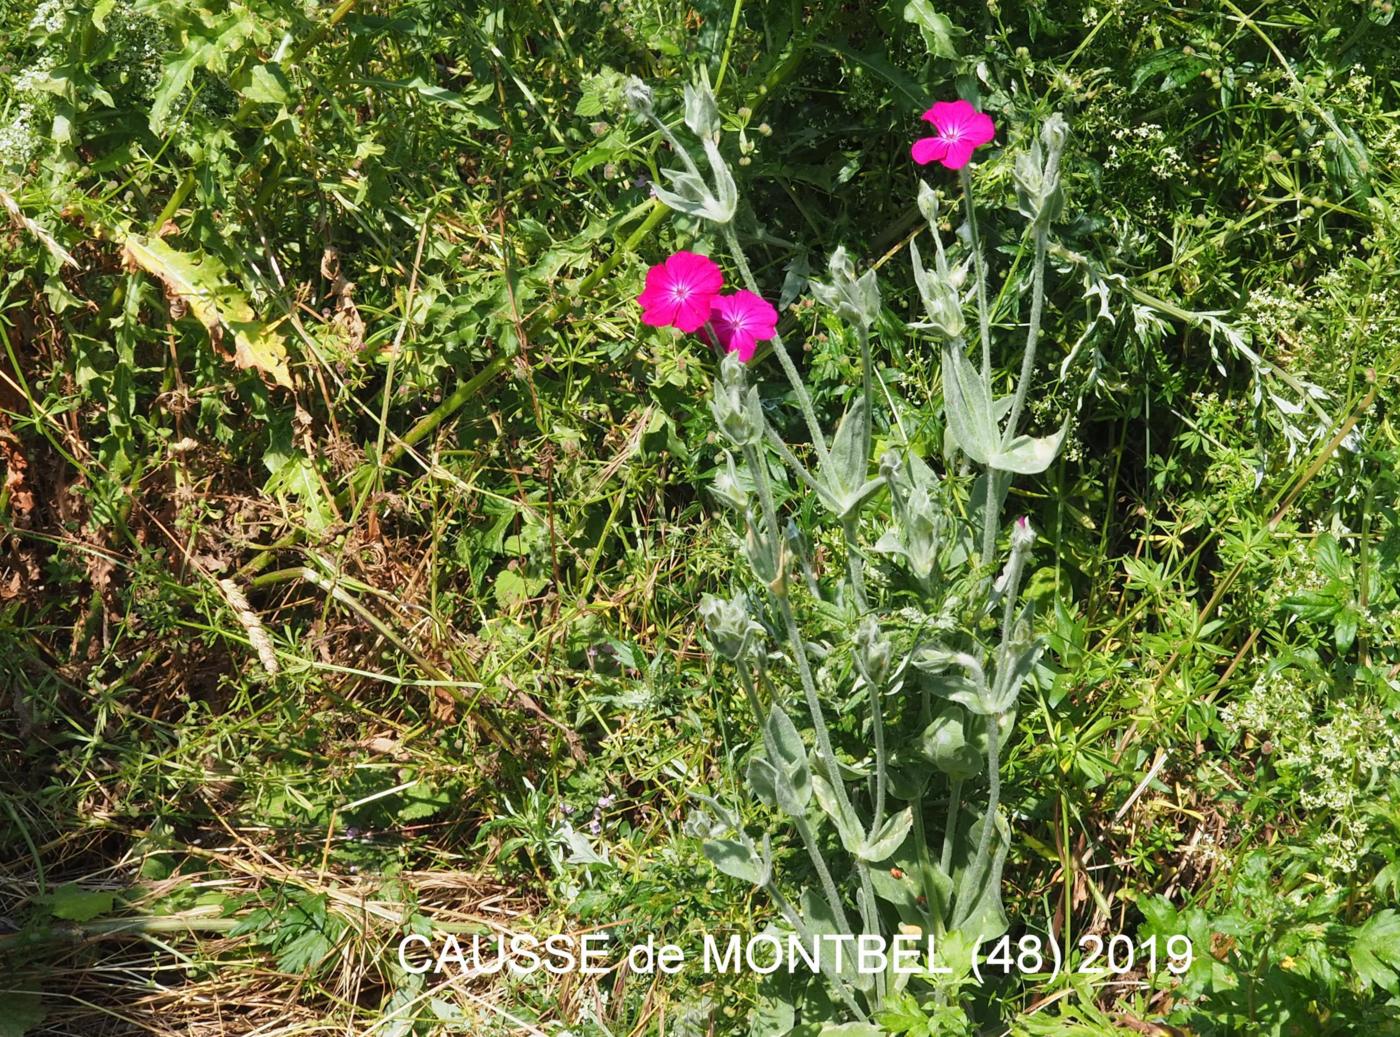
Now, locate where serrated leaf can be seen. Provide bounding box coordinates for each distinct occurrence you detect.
[123,234,292,388]
[1351,909,1400,993]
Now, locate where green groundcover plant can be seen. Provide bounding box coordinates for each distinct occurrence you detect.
[628,74,1093,1029]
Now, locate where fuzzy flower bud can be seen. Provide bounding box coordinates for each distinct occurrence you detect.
[623,77,654,117]
[853,615,895,688]
[710,452,749,512]
[1011,515,1036,552]
[1014,113,1068,229]
[699,593,765,661]
[709,353,763,447]
[809,246,881,331]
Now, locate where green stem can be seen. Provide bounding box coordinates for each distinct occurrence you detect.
[980,469,998,567]
[960,166,992,381]
[739,659,856,942]
[745,444,879,945]
[765,883,869,1021]
[939,778,963,881]
[1003,225,1048,442]
[723,224,832,470]
[966,712,1002,911]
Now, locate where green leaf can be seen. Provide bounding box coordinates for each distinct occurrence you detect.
[0,992,46,1037]
[858,808,912,863]
[747,990,796,1037]
[988,423,1067,475]
[764,705,812,811]
[47,883,116,922]
[1130,49,1211,94]
[123,234,293,388]
[940,344,998,466]
[919,713,981,780]
[825,395,869,502]
[1351,909,1400,993]
[811,772,866,855]
[819,1025,883,1037]
[951,812,1010,942]
[746,756,781,809]
[703,838,767,886]
[902,0,959,59]
[240,64,290,105]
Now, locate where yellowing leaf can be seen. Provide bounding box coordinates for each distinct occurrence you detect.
[123,233,292,388]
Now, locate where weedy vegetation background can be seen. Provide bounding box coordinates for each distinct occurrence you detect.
[1,0,1398,1034]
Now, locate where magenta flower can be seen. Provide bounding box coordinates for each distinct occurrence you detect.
[911,100,996,170]
[637,251,724,333]
[707,290,778,363]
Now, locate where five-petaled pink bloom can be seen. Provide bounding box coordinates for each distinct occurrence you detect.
[708,290,778,363]
[637,250,724,333]
[911,100,995,170]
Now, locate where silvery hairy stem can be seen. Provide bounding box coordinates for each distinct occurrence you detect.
[721,223,833,472]
[766,881,869,1020]
[735,659,858,950]
[959,166,992,382]
[742,441,882,951]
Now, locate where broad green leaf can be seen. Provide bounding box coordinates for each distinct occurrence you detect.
[987,423,1067,475]
[903,0,959,59]
[703,838,767,886]
[47,883,116,922]
[940,344,998,465]
[859,808,912,863]
[240,64,289,105]
[123,234,293,388]
[747,990,796,1037]
[819,1025,883,1037]
[919,713,981,779]
[951,812,1010,942]
[0,992,46,1037]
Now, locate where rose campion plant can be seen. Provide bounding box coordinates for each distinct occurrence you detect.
[631,78,1074,1024]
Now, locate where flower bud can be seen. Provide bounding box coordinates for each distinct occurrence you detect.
[683,73,720,138]
[623,77,654,117]
[710,452,749,512]
[1011,515,1036,552]
[916,181,939,227]
[808,246,881,331]
[909,239,964,340]
[1013,113,1068,229]
[853,615,894,688]
[699,593,765,661]
[709,353,763,446]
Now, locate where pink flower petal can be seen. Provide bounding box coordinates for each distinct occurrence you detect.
[941,140,976,170]
[911,136,951,166]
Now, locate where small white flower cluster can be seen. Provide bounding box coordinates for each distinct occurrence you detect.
[1219,670,1313,735]
[1225,670,1400,877]
[28,0,68,33]
[1104,123,1189,181]
[0,104,40,171]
